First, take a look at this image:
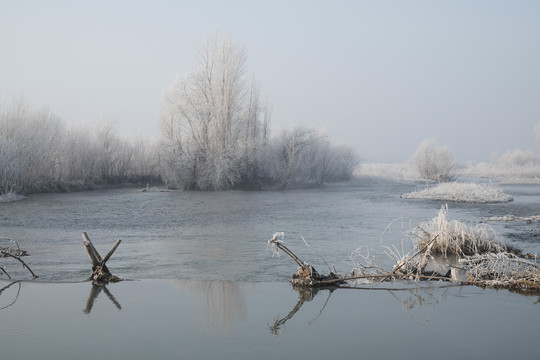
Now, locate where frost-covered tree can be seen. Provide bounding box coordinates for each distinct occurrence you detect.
[412,138,455,182]
[0,138,23,194]
[1,96,161,194]
[130,133,161,183]
[61,125,100,183]
[263,127,359,188]
[159,33,269,190]
[496,148,537,167]
[312,142,359,185]
[0,97,64,193]
[269,127,321,187]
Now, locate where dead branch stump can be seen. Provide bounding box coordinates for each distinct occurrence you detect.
[268,233,345,287]
[82,232,122,285]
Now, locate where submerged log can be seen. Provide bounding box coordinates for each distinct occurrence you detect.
[82,232,122,285]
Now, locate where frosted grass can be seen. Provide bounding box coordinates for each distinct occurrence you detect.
[462,162,540,184]
[359,160,540,185]
[400,182,513,203]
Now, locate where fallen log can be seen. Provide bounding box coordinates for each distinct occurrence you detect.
[268,232,456,288]
[82,232,122,285]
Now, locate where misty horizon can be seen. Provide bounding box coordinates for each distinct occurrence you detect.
[1,1,540,163]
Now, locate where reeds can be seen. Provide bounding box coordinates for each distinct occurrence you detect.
[402,205,540,292]
[409,205,510,256]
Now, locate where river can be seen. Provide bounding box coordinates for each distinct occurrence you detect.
[1,179,539,282]
[1,179,540,359]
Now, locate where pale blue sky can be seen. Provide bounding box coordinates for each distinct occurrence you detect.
[1,0,539,162]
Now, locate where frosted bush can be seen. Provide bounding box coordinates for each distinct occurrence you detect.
[412,139,456,182]
[409,205,508,256]
[401,182,513,203]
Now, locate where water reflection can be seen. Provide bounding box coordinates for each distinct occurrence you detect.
[269,286,335,335]
[83,284,122,314]
[0,281,21,310]
[386,286,449,326]
[268,283,537,334]
[171,280,247,334]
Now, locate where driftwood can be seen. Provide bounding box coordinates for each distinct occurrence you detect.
[0,238,38,279]
[269,210,540,293]
[268,233,345,287]
[268,232,455,288]
[82,232,122,285]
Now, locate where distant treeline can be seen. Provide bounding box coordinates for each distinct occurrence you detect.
[0,34,359,195]
[0,97,357,195]
[0,97,161,195]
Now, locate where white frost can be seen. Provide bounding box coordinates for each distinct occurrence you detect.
[400,182,513,203]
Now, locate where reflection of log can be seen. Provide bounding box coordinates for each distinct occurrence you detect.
[269,287,320,335]
[82,232,122,285]
[0,281,21,311]
[83,284,122,314]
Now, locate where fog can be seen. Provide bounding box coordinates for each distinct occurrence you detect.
[1,1,539,163]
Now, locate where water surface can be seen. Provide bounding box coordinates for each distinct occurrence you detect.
[1,181,538,281]
[0,279,538,360]
[1,181,539,359]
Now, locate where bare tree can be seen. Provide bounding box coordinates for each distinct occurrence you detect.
[159,33,269,190]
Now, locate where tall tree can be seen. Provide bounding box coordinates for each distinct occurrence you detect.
[160,33,269,190]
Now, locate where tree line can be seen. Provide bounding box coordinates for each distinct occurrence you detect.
[0,97,161,195]
[0,34,359,195]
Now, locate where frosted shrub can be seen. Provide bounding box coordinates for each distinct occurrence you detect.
[409,205,509,256]
[401,182,513,203]
[412,138,455,182]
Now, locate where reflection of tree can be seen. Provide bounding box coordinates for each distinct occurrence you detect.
[0,281,21,310]
[83,284,122,314]
[172,280,246,333]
